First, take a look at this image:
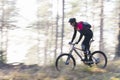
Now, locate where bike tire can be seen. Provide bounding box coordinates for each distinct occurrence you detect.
[90,51,107,68]
[55,53,76,71]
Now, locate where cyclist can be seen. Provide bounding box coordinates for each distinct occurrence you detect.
[68,18,93,61]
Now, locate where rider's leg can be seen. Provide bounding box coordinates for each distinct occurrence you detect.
[85,39,93,61]
[82,37,91,54]
[81,40,88,61]
[82,36,92,61]
[83,29,93,62]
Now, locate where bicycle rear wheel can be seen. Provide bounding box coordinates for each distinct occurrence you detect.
[55,53,76,71]
[90,51,107,68]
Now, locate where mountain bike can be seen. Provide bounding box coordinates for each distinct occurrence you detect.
[55,40,107,71]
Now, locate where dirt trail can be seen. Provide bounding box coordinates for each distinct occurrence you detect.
[0,60,120,80]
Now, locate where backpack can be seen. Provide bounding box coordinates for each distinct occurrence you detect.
[76,21,91,30]
[82,22,91,29]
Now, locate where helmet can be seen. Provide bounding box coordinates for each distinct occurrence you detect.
[68,18,76,23]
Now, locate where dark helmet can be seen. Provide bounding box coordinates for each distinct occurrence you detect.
[68,18,76,23]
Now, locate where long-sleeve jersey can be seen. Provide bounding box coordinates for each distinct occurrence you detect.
[71,22,93,43]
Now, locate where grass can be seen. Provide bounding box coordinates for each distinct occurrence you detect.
[0,60,120,80]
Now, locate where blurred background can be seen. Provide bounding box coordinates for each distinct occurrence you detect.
[0,0,120,66]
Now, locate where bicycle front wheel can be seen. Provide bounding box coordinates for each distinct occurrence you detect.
[55,53,76,71]
[90,51,107,68]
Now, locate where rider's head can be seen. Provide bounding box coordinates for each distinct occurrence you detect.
[68,18,76,27]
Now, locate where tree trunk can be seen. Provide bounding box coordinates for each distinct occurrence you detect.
[54,0,59,60]
[61,0,64,54]
[0,0,7,63]
[114,0,120,59]
[99,0,104,51]
[114,13,120,59]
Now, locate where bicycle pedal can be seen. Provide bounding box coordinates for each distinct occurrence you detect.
[65,62,69,65]
[84,61,93,64]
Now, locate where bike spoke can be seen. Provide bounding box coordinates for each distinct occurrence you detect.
[91,51,107,68]
[56,54,75,71]
[58,56,74,71]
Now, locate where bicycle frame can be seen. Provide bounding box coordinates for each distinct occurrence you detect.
[69,44,84,60]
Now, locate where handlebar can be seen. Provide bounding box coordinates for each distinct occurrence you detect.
[68,39,94,51]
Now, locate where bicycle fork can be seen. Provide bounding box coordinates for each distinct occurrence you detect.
[65,50,73,65]
[65,56,70,65]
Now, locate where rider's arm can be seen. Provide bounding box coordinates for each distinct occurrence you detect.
[71,28,77,43]
[76,31,83,43]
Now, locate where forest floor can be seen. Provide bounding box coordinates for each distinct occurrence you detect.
[0,59,120,80]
